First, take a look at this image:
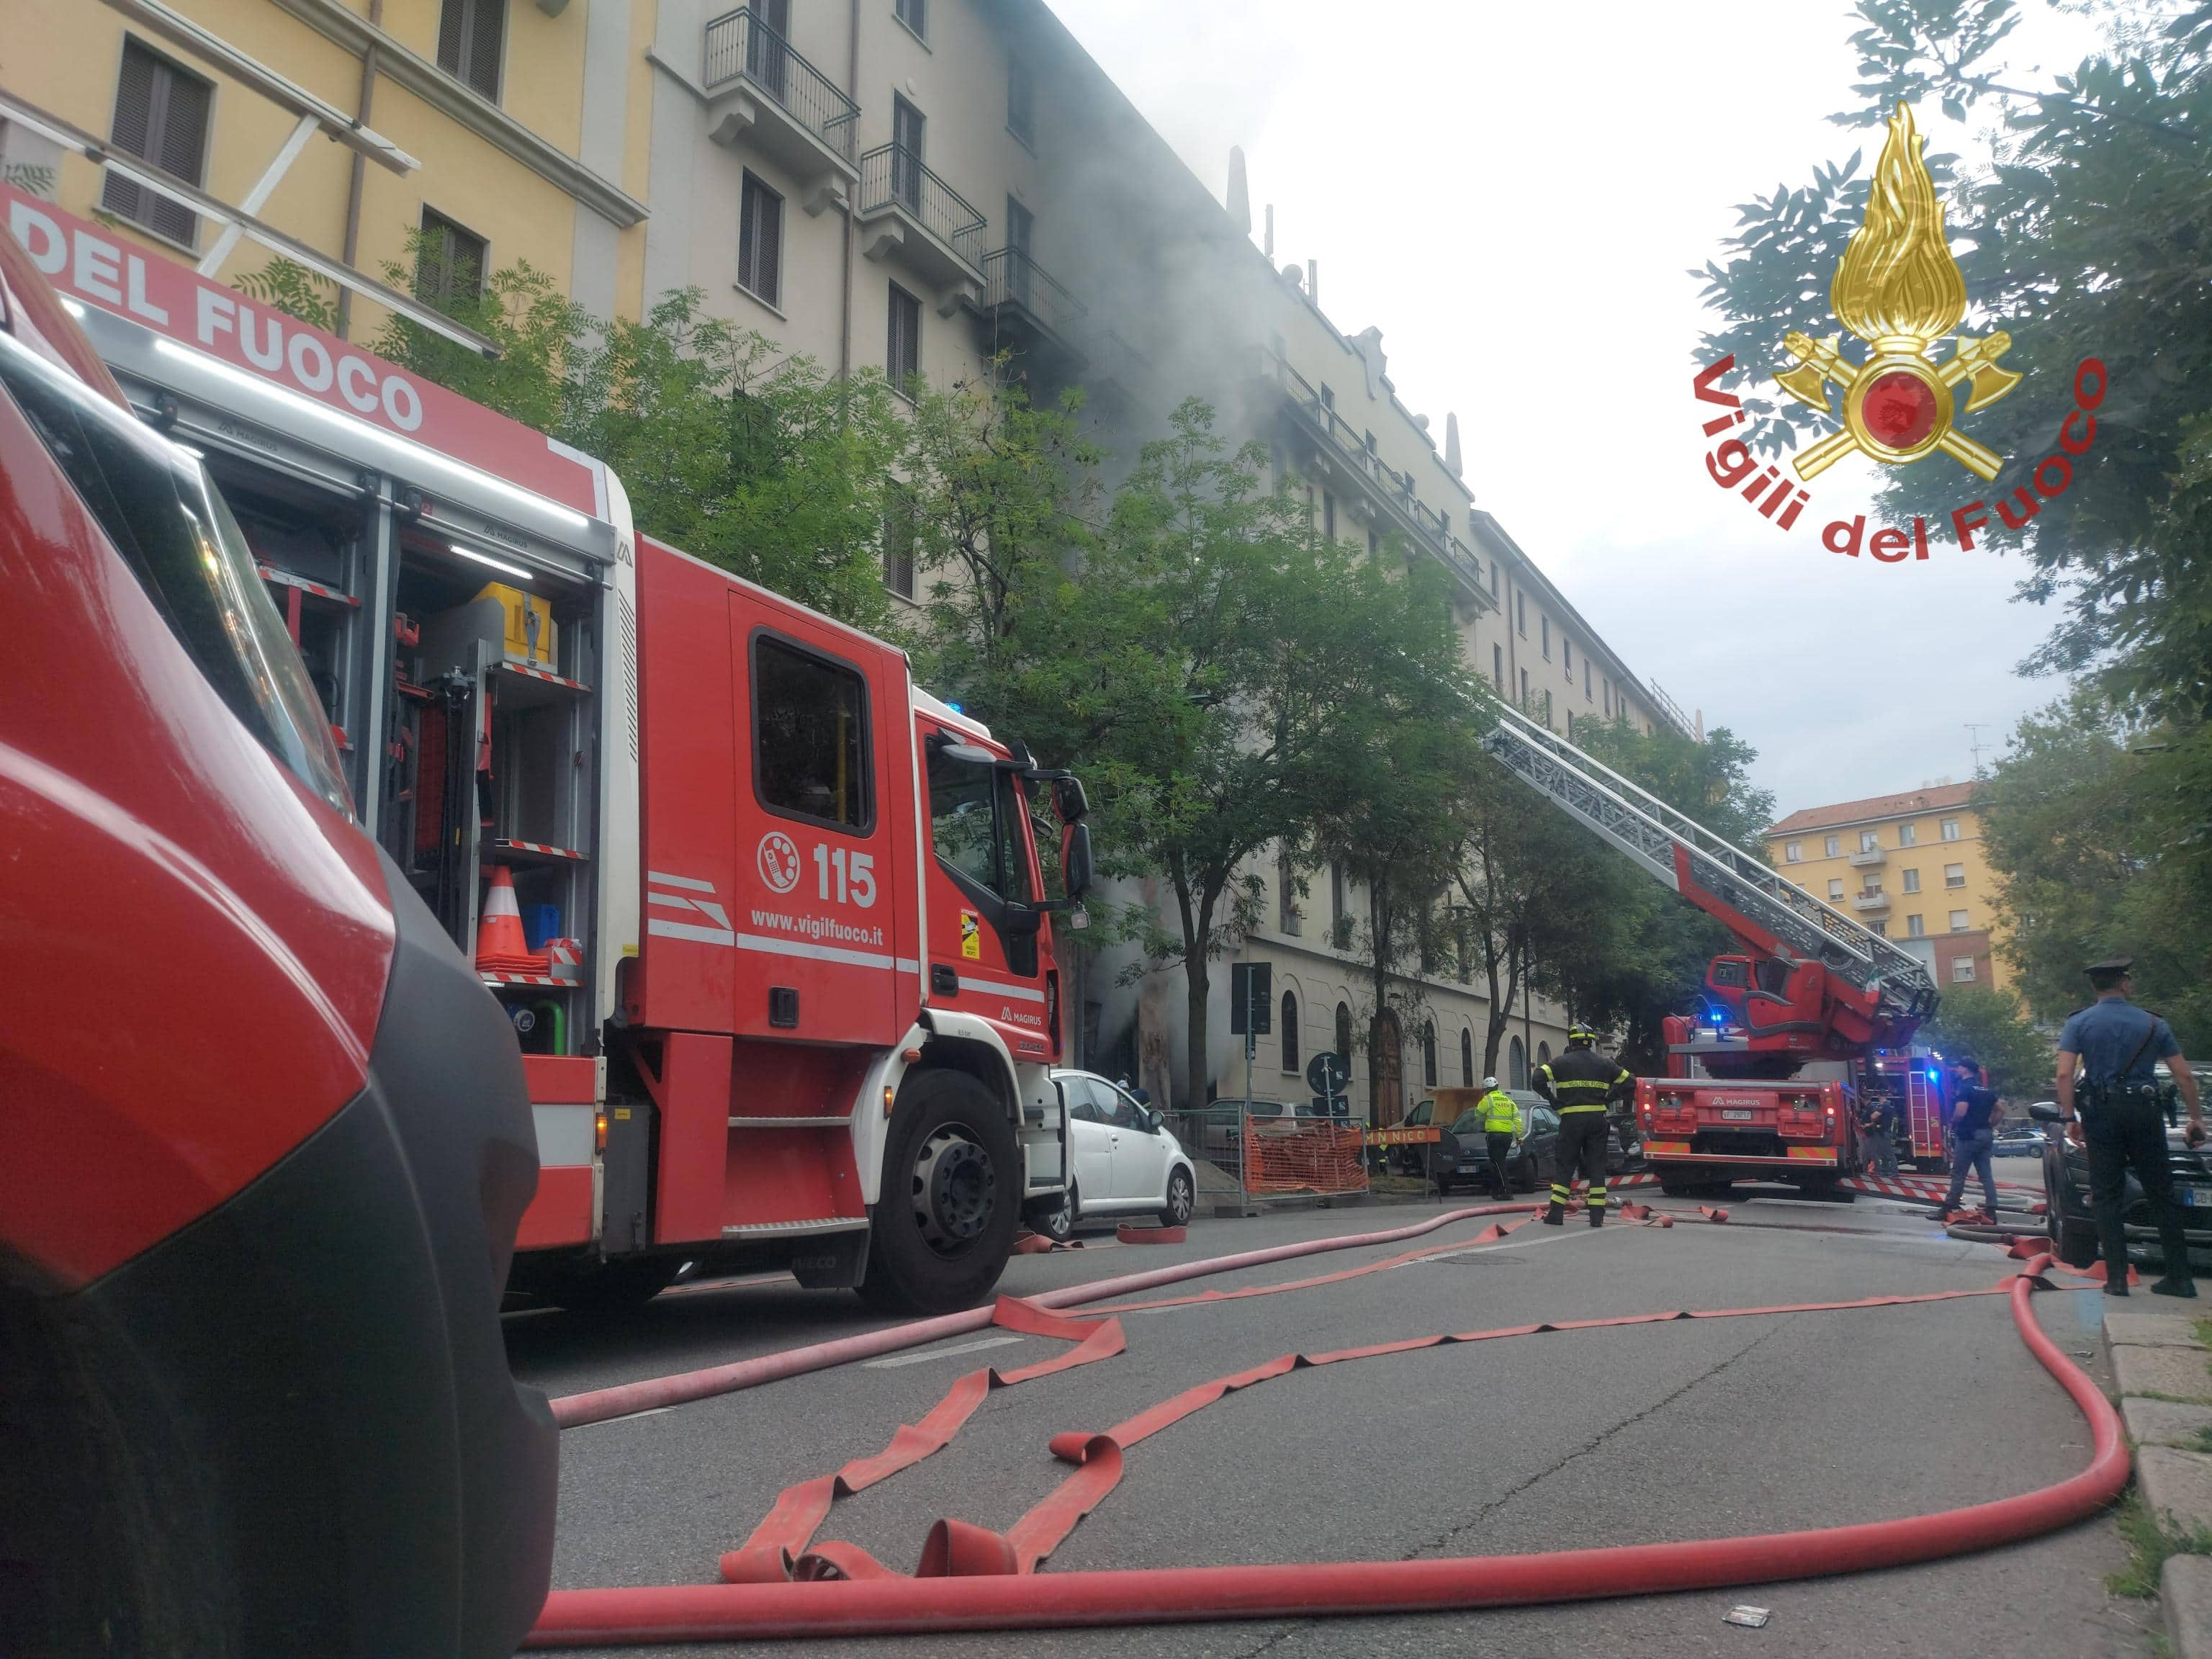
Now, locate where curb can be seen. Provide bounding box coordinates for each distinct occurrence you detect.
[2167,1555,2212,1659]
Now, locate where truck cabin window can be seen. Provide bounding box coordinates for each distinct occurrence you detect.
[753,635,871,830]
[927,740,1033,905]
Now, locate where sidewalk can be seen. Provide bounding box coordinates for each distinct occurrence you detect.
[2109,1302,2212,1656]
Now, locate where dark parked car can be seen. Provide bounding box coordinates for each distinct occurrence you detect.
[2031,1099,2212,1269]
[1435,1094,1558,1195]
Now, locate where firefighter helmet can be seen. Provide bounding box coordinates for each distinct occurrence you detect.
[1567,1025,1598,1048]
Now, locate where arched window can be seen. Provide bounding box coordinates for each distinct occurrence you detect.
[1509,1035,1526,1089]
[1460,1028,1475,1087]
[1421,1021,1437,1087]
[1537,1041,1552,1076]
[1281,992,1300,1074]
[1335,1002,1353,1066]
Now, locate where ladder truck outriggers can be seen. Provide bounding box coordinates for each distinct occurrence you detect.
[1480,706,1948,1195]
[5,181,1089,1315]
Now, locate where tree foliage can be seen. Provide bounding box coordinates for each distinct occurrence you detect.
[1923,984,2052,1097]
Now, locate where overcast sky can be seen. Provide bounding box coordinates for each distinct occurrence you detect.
[1043,0,2109,818]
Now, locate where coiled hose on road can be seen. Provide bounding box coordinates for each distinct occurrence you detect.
[529,1204,2128,1648]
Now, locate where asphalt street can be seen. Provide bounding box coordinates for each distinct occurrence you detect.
[505,1183,2157,1658]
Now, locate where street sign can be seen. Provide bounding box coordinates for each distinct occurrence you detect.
[1306,1051,1349,1100]
[1229,963,1272,1034]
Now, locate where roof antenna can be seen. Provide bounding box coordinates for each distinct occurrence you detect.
[1965,722,1992,774]
[1264,203,1274,259]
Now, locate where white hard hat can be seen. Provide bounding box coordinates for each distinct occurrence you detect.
[1483,1076,1498,1089]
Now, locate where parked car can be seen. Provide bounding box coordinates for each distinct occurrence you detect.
[1993,1124,2048,1158]
[1435,1093,1559,1195]
[2031,1097,2212,1269]
[1030,1071,1200,1240]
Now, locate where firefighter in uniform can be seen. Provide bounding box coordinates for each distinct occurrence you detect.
[1476,1076,1520,1202]
[1536,1026,1635,1227]
[2056,956,2206,1298]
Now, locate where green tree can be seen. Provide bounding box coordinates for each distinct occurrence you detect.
[1923,984,2052,1097]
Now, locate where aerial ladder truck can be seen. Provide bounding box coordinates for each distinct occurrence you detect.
[1480,706,1946,1195]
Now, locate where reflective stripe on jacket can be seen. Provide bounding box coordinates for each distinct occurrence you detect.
[1537,1048,1633,1115]
[1478,1089,1520,1135]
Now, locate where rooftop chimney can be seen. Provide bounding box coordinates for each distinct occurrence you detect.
[1227,146,1251,238]
[1444,412,1463,477]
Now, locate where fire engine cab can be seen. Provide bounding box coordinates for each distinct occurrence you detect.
[4,181,1087,1314]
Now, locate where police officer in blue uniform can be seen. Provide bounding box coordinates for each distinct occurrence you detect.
[2056,956,2206,1298]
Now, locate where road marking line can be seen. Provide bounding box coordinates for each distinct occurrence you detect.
[862,1335,1028,1369]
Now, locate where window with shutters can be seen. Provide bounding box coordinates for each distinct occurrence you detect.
[415,208,486,306]
[1944,863,1966,888]
[1422,1022,1437,1088]
[1460,1028,1474,1087]
[438,0,507,102]
[102,39,212,248]
[1949,909,1970,932]
[1492,643,1503,693]
[1941,817,1961,840]
[1540,616,1550,660]
[1335,1002,1353,1069]
[737,172,783,308]
[1952,956,1977,983]
[887,283,921,390]
[1902,868,1920,893]
[1784,841,1802,863]
[1007,55,1035,148]
[881,485,916,599]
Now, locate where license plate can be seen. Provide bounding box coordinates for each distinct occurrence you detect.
[1721,1108,1755,1122]
[2182,1185,2212,1209]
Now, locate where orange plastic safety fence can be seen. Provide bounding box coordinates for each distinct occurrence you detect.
[1242,1116,1369,1196]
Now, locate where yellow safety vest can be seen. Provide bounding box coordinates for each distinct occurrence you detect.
[1478,1089,1521,1135]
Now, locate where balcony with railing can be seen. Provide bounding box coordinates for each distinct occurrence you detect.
[700,9,860,199]
[1851,889,1892,914]
[968,246,1088,377]
[858,144,986,297]
[1256,344,1493,606]
[1848,847,1887,868]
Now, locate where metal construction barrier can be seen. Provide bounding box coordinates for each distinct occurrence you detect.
[1243,1115,1368,1197]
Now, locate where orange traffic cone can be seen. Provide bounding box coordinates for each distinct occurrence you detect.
[476,864,550,974]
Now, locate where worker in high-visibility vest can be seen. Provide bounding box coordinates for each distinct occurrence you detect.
[1475,1076,1520,1201]
[1536,1026,1635,1227]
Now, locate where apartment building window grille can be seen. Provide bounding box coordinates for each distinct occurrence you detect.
[887,283,921,390]
[1824,835,1841,857]
[1540,616,1550,660]
[881,487,917,599]
[416,208,487,306]
[1277,848,1300,935]
[1860,830,1879,852]
[1460,1028,1474,1087]
[1330,861,1349,950]
[1422,1022,1437,1088]
[1899,822,1917,845]
[1903,868,1920,893]
[1944,863,1966,888]
[1492,644,1504,693]
[1007,55,1035,147]
[437,0,507,102]
[1784,841,1802,863]
[1953,957,1977,982]
[102,39,212,247]
[891,96,925,208]
[1941,817,1961,841]
[737,172,784,308]
[1907,914,1925,937]
[1949,909,1970,932]
[894,0,927,41]
[1281,992,1300,1074]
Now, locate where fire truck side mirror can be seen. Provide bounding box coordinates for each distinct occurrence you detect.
[1053,775,1090,823]
[1061,821,1094,900]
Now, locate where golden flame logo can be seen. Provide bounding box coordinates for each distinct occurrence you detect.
[1776,103,2021,481]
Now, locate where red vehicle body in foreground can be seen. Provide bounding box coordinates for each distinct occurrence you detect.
[0,206,552,1654]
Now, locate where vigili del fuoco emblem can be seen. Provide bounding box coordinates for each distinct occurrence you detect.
[1775,102,2022,482]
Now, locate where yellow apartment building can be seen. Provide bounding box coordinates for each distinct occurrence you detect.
[1766,783,2010,992]
[0,0,652,343]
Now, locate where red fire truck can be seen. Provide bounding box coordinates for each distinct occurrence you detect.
[1482,706,1943,1195]
[1,199,552,1653]
[2,181,1088,1314]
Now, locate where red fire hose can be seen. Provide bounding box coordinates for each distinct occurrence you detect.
[529,1241,2125,1647]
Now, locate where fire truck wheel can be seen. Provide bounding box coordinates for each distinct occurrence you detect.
[547,1257,678,1314]
[861,1070,1022,1314]
[1161,1167,1196,1228]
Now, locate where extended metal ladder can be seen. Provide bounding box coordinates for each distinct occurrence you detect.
[1479,706,1938,1028]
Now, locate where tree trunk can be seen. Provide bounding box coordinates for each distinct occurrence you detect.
[1174,868,1224,1118]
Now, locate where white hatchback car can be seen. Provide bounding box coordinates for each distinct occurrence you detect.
[1031,1070,1199,1240]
